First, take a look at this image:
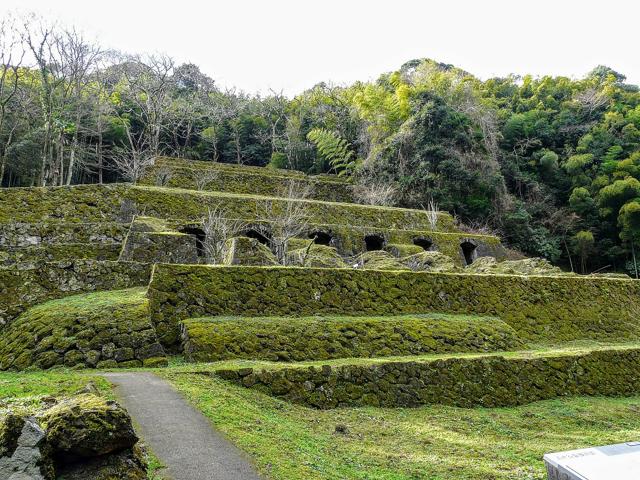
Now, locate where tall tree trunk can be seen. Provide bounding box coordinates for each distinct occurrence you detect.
[633,241,638,280]
[66,123,80,185]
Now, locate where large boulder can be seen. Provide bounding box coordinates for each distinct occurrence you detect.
[38,394,138,460]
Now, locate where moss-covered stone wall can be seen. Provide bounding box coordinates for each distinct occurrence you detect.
[148,265,640,348]
[1,243,121,266]
[0,222,128,247]
[0,184,130,224]
[141,157,355,203]
[181,314,523,362]
[312,224,505,262]
[0,260,151,326]
[0,288,166,371]
[212,346,640,408]
[126,186,456,232]
[0,184,459,234]
[119,232,199,264]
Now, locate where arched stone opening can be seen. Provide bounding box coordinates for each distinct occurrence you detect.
[364,234,385,251]
[243,228,271,246]
[460,240,478,265]
[413,237,433,251]
[309,231,332,246]
[179,226,206,257]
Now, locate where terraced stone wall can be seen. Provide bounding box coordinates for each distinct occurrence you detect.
[1,243,121,266]
[181,314,523,362]
[141,157,355,203]
[126,186,456,232]
[212,347,640,408]
[148,265,640,347]
[0,260,151,325]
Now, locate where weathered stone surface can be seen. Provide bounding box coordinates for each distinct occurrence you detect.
[119,231,198,264]
[0,289,166,371]
[39,394,138,460]
[224,236,277,266]
[0,417,53,480]
[214,347,640,409]
[0,260,151,326]
[149,264,640,348]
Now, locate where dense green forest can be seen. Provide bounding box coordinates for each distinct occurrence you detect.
[1,19,639,275]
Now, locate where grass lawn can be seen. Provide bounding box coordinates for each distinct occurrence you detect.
[162,371,640,480]
[4,368,640,480]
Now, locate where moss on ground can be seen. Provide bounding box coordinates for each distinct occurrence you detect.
[0,288,166,371]
[181,313,523,362]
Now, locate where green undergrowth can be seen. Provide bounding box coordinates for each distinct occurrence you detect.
[181,313,523,362]
[163,371,640,480]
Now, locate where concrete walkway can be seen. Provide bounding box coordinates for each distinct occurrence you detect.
[104,372,261,480]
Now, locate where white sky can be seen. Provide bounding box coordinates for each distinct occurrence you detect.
[3,0,639,96]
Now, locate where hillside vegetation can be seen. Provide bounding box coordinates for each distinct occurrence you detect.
[0,18,639,274]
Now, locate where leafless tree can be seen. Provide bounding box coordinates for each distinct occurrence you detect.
[201,204,246,264]
[256,181,310,264]
[353,178,397,206]
[110,139,155,183]
[114,53,175,156]
[575,88,610,117]
[192,168,219,191]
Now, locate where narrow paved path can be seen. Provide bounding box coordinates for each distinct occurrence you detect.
[104,372,262,480]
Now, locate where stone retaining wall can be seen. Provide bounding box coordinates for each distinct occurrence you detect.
[212,347,640,408]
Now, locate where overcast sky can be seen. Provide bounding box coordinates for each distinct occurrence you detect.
[4,0,638,95]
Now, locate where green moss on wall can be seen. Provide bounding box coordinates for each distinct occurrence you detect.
[140,157,355,203]
[0,184,130,224]
[181,313,523,362]
[0,288,166,371]
[125,186,456,232]
[0,243,121,266]
[119,232,198,264]
[211,346,640,408]
[148,265,640,348]
[0,222,128,247]
[0,260,151,326]
[224,237,278,266]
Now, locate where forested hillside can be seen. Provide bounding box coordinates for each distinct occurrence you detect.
[1,20,639,275]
